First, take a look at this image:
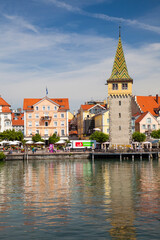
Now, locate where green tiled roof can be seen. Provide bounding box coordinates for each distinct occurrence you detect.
[108,36,132,81]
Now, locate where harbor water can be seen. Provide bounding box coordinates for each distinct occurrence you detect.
[0,159,160,239]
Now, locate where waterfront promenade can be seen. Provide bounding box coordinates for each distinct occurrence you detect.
[3,149,160,161]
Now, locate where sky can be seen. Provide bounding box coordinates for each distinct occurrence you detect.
[0,0,160,113]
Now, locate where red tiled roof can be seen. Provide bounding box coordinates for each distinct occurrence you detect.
[135,112,149,123]
[12,113,24,126]
[81,104,105,110]
[2,106,11,113]
[0,97,10,106]
[136,96,160,116]
[23,97,69,110]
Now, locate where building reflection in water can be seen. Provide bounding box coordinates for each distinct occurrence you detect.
[138,161,160,218]
[106,162,136,240]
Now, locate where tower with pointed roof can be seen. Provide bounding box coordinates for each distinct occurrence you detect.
[106,28,133,145]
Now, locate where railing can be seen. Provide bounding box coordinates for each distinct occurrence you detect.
[41,116,52,121]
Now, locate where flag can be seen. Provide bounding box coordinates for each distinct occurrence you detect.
[46,87,48,96]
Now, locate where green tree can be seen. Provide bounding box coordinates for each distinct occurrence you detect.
[151,129,160,139]
[89,131,109,143]
[132,132,146,142]
[32,133,44,142]
[49,133,60,144]
[0,129,23,141]
[0,152,6,161]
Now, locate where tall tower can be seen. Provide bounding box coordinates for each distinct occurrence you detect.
[107,28,133,145]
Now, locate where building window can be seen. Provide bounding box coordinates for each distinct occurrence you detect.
[36,129,39,134]
[61,129,65,136]
[61,121,65,126]
[112,83,118,90]
[35,114,39,119]
[28,129,32,135]
[61,113,64,118]
[146,118,151,123]
[142,124,146,129]
[54,121,57,127]
[45,129,48,136]
[5,121,10,126]
[54,106,57,111]
[107,128,109,133]
[42,106,45,111]
[107,119,109,123]
[119,101,121,106]
[45,121,48,126]
[147,125,151,129]
[119,126,121,131]
[119,113,121,118]
[4,114,8,119]
[122,83,128,90]
[152,124,156,130]
[35,106,39,111]
[28,121,32,127]
[54,129,58,134]
[54,114,57,118]
[152,124,156,129]
[44,112,48,117]
[35,121,39,127]
[47,106,50,111]
[28,113,32,119]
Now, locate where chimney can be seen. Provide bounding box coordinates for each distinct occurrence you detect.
[156,94,159,104]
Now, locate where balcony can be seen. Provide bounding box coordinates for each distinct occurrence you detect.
[41,116,52,121]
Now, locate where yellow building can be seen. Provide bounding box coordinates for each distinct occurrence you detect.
[77,101,107,139]
[94,110,109,134]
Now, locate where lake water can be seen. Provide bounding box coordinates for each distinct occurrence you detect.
[0,159,159,240]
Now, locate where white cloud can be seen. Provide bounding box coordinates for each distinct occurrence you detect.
[42,0,160,34]
[0,15,160,112]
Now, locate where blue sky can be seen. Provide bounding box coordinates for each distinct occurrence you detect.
[0,0,160,112]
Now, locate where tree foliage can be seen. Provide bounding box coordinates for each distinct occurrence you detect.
[0,152,6,161]
[32,133,44,142]
[150,129,160,139]
[132,132,146,142]
[0,129,23,141]
[89,131,109,143]
[48,133,60,144]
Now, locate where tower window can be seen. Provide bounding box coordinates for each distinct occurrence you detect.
[119,101,121,106]
[119,113,121,118]
[122,83,128,90]
[112,83,118,90]
[119,126,121,131]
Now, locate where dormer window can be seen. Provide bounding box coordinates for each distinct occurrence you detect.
[122,83,128,90]
[112,83,118,90]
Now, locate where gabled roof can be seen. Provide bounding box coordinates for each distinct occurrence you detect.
[0,97,10,106]
[107,33,132,83]
[135,112,149,123]
[136,96,160,116]
[81,104,106,111]
[23,97,69,110]
[12,113,24,126]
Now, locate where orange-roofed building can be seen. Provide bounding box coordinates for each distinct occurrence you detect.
[0,97,12,132]
[23,96,70,140]
[132,95,160,130]
[12,112,24,134]
[77,100,107,139]
[135,111,158,135]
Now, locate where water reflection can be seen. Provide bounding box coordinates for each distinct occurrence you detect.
[0,160,159,239]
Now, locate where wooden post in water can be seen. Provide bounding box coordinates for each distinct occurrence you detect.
[132,155,134,162]
[140,154,142,161]
[120,154,122,161]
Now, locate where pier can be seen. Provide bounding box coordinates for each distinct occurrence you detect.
[91,151,160,161]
